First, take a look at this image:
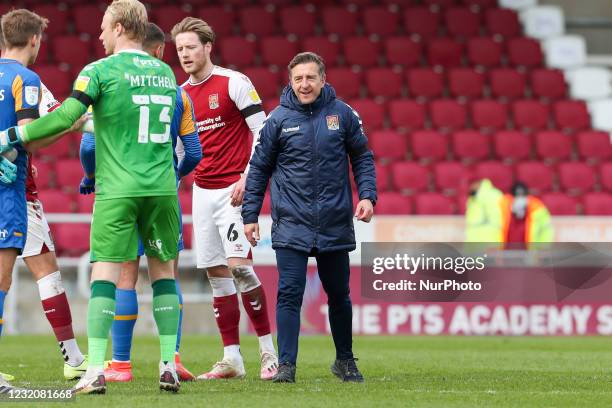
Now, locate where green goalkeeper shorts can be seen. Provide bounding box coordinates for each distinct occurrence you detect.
[90,195,180,263]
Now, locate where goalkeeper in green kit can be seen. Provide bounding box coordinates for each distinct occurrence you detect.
[0,0,182,395]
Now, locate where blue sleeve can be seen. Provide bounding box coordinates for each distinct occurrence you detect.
[79,132,96,175]
[177,131,201,177]
[242,112,280,224]
[345,107,377,204]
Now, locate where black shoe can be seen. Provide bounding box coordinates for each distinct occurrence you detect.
[331,358,364,383]
[272,362,296,383]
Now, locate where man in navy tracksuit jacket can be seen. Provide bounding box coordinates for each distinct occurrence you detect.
[242,52,377,383]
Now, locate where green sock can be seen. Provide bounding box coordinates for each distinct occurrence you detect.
[88,280,116,368]
[152,279,179,363]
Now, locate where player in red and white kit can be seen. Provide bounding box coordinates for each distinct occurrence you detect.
[172,17,278,380]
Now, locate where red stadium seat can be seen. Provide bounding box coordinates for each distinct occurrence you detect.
[279,5,317,36]
[445,7,482,38]
[384,37,422,67]
[433,161,469,194]
[178,191,192,215]
[512,100,550,131]
[52,223,90,256]
[601,163,612,192]
[559,162,596,194]
[32,4,69,36]
[415,193,455,215]
[475,161,514,192]
[370,130,408,162]
[322,6,359,36]
[326,68,363,99]
[553,100,590,132]
[530,69,567,100]
[376,192,412,214]
[363,6,400,37]
[467,37,503,68]
[391,162,430,194]
[151,4,191,34]
[490,69,527,100]
[302,37,341,67]
[452,130,490,162]
[411,130,448,162]
[583,193,612,215]
[485,8,521,39]
[448,68,485,99]
[376,163,391,191]
[430,99,468,130]
[366,68,403,98]
[427,38,464,68]
[36,65,72,97]
[515,162,553,193]
[239,5,278,36]
[219,37,256,67]
[343,37,381,67]
[52,35,92,68]
[348,99,386,132]
[577,131,612,162]
[197,6,236,36]
[407,68,444,100]
[404,7,441,40]
[471,100,509,130]
[389,100,426,131]
[30,160,54,190]
[38,189,74,213]
[261,36,299,67]
[535,131,572,162]
[541,193,578,215]
[55,159,83,191]
[242,67,280,99]
[76,193,95,213]
[493,130,531,162]
[507,38,543,68]
[72,4,105,36]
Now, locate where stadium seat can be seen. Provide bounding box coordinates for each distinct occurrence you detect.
[322,6,359,36]
[485,8,521,39]
[389,100,427,131]
[76,193,95,213]
[415,193,455,215]
[535,131,572,162]
[391,162,430,194]
[583,193,612,216]
[239,5,278,36]
[433,161,469,194]
[197,6,236,36]
[543,35,587,69]
[72,4,105,36]
[541,192,578,215]
[261,36,299,67]
[467,37,503,68]
[348,99,386,132]
[565,67,612,101]
[32,4,69,36]
[471,100,509,130]
[512,100,550,131]
[559,162,596,194]
[38,189,74,213]
[521,5,565,40]
[384,37,422,67]
[366,68,403,99]
[475,161,514,191]
[576,131,612,162]
[55,159,83,191]
[507,37,543,68]
[363,6,400,37]
[404,7,441,40]
[411,130,448,162]
[326,68,363,99]
[376,163,391,191]
[151,4,191,34]
[302,37,341,67]
[430,99,468,130]
[493,130,531,162]
[553,100,590,132]
[448,68,485,99]
[343,37,381,67]
[588,99,612,132]
[52,35,92,68]
[452,130,490,162]
[515,162,553,193]
[30,160,53,190]
[376,192,413,214]
[445,7,482,38]
[529,69,567,100]
[370,130,408,163]
[407,68,444,100]
[427,38,464,68]
[279,5,317,36]
[242,67,280,99]
[601,163,612,192]
[36,65,72,97]
[490,68,527,100]
[219,37,256,67]
[52,224,90,256]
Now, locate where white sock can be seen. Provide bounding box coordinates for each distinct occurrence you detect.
[224,345,242,362]
[62,339,85,366]
[258,334,275,354]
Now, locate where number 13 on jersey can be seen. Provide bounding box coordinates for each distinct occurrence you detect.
[132,94,172,144]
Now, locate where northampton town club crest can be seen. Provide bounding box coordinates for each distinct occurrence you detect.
[326,114,339,130]
[209,93,219,109]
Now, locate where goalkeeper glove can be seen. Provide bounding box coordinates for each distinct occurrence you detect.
[0,156,17,185]
[79,175,95,195]
[0,127,24,154]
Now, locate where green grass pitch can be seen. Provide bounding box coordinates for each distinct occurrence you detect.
[2,335,612,407]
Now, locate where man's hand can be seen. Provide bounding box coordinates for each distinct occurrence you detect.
[230,173,247,207]
[244,223,260,247]
[354,199,374,223]
[0,127,24,154]
[0,156,17,185]
[79,175,95,195]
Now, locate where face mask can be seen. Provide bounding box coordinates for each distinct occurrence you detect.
[512,196,528,219]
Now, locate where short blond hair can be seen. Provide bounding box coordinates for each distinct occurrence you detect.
[171,17,215,45]
[1,9,48,49]
[105,0,147,42]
